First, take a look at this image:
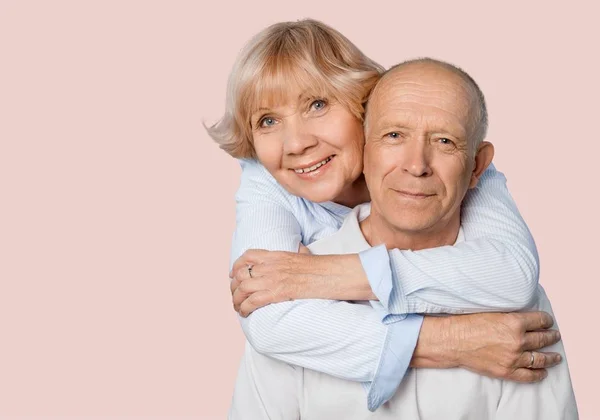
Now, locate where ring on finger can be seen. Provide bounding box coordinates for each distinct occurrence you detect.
[527,351,535,368]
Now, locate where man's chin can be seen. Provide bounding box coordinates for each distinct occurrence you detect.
[387,217,438,233]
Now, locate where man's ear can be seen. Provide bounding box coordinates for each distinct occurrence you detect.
[469,141,495,189]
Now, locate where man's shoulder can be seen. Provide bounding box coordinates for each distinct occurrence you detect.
[308,203,372,255]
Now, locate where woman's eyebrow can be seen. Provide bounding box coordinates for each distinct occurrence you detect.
[250,108,271,120]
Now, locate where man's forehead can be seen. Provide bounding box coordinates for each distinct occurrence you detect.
[366,66,475,133]
[374,68,472,104]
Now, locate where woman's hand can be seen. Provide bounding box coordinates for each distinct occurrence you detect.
[412,311,563,382]
[229,249,374,317]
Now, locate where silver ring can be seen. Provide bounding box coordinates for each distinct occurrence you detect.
[528,352,535,368]
[248,266,253,278]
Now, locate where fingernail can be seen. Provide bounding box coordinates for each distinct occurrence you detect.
[555,354,562,363]
[555,331,561,340]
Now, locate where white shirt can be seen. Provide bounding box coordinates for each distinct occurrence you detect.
[230,204,578,420]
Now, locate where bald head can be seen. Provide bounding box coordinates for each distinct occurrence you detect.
[365,58,488,154]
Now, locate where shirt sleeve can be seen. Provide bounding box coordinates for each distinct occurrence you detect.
[230,159,302,259]
[240,300,423,411]
[231,159,422,410]
[360,163,540,321]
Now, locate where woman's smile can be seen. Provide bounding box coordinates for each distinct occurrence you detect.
[291,155,335,178]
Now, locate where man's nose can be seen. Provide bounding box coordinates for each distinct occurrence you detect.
[282,120,319,155]
[401,140,432,177]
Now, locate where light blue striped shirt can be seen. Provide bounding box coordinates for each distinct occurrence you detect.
[230,159,539,411]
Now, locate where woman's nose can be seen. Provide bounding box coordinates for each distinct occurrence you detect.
[282,121,319,155]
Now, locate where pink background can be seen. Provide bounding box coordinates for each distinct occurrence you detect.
[1,1,598,419]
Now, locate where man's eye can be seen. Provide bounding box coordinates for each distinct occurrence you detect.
[310,99,327,111]
[439,138,453,145]
[259,117,276,127]
[386,132,400,139]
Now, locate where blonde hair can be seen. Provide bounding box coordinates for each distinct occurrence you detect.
[205,19,384,158]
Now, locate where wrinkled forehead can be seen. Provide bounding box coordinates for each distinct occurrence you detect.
[366,69,476,135]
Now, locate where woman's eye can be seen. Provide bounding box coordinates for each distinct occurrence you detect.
[438,138,454,145]
[259,117,276,128]
[386,132,400,139]
[310,99,327,111]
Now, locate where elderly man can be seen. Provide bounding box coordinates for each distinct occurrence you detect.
[229,59,578,419]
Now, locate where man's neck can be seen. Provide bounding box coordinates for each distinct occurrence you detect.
[360,211,461,251]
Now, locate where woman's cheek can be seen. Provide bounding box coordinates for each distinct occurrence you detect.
[254,139,281,171]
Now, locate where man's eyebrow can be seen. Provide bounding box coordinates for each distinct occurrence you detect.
[431,122,468,140]
[370,118,468,140]
[371,119,410,132]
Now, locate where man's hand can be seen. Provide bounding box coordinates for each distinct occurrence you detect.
[412,311,562,383]
[229,249,374,317]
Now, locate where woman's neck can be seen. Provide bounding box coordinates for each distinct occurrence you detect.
[333,174,370,208]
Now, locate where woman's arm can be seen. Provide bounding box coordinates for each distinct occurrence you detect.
[412,312,561,381]
[232,164,539,319]
[230,159,422,410]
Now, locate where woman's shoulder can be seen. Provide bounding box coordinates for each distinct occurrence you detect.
[238,159,290,195]
[236,159,345,223]
[236,159,301,210]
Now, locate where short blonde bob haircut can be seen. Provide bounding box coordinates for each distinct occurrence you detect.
[206,19,384,159]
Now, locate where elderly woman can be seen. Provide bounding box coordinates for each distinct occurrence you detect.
[207,19,562,411]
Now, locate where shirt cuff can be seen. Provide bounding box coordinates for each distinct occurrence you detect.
[364,314,424,411]
[359,245,408,323]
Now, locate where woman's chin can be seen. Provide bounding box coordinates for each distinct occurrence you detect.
[292,185,342,203]
[277,171,345,202]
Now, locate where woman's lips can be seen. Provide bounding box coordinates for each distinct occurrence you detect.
[291,155,335,173]
[291,155,335,179]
